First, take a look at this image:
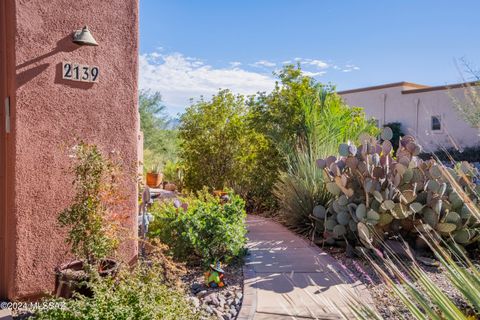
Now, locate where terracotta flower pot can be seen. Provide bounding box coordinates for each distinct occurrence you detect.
[146,172,163,188]
[55,259,119,299]
[213,190,228,197]
[164,182,177,191]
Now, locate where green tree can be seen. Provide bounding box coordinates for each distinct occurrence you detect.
[250,64,320,155]
[250,65,378,211]
[179,89,268,201]
[58,142,118,266]
[139,90,179,170]
[179,66,378,212]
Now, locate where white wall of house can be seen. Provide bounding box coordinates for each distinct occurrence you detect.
[339,82,480,152]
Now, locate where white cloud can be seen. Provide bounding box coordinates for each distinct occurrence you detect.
[229,61,242,68]
[293,58,329,69]
[307,59,329,69]
[303,70,327,77]
[139,52,360,115]
[252,60,277,68]
[139,52,275,115]
[342,64,360,72]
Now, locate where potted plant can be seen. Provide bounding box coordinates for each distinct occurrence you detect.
[55,142,120,298]
[146,162,163,188]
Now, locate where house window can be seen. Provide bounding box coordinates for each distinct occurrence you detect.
[431,115,441,131]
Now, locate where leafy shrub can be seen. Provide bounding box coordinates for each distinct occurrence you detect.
[274,151,331,235]
[271,73,378,233]
[149,189,247,265]
[34,261,199,320]
[250,65,378,212]
[58,142,120,266]
[314,131,480,249]
[179,90,270,206]
[139,91,179,172]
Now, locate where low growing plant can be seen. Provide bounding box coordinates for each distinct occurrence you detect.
[146,161,163,174]
[149,189,247,265]
[35,260,200,320]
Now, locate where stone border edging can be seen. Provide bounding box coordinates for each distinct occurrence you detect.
[236,265,257,320]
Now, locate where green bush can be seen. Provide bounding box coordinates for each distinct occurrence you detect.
[250,65,378,212]
[179,90,270,206]
[139,90,179,172]
[161,160,185,191]
[149,189,247,265]
[268,70,378,233]
[274,151,331,235]
[34,262,199,320]
[58,142,118,266]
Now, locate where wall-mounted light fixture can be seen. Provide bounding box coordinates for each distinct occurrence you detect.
[72,26,98,46]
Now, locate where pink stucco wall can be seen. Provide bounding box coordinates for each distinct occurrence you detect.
[3,0,139,299]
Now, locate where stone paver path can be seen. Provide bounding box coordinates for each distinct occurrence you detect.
[237,215,373,320]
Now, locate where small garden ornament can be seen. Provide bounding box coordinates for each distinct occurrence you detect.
[204,262,225,288]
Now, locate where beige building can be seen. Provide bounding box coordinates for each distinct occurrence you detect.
[338,82,479,152]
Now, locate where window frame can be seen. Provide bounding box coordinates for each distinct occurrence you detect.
[431,115,442,132]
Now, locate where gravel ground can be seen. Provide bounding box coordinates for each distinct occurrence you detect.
[182,261,244,320]
[322,245,476,319]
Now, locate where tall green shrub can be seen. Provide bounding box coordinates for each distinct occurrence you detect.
[250,65,378,213]
[384,122,404,153]
[179,90,269,202]
[58,142,119,266]
[263,67,378,231]
[139,90,179,170]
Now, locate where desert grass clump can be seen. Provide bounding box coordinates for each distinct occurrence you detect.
[343,234,480,320]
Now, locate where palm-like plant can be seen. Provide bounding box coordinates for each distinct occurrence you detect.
[275,85,378,234]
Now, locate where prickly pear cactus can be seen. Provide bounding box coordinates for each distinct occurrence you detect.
[314,129,480,249]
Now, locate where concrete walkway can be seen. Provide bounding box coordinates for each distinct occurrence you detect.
[237,215,373,320]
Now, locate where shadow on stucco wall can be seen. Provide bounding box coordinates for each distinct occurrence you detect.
[16,35,80,88]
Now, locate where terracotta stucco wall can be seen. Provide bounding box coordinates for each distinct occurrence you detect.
[341,85,479,151]
[5,0,139,299]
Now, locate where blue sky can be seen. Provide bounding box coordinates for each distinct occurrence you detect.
[139,0,480,115]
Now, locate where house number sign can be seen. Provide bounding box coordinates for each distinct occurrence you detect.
[62,62,99,83]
